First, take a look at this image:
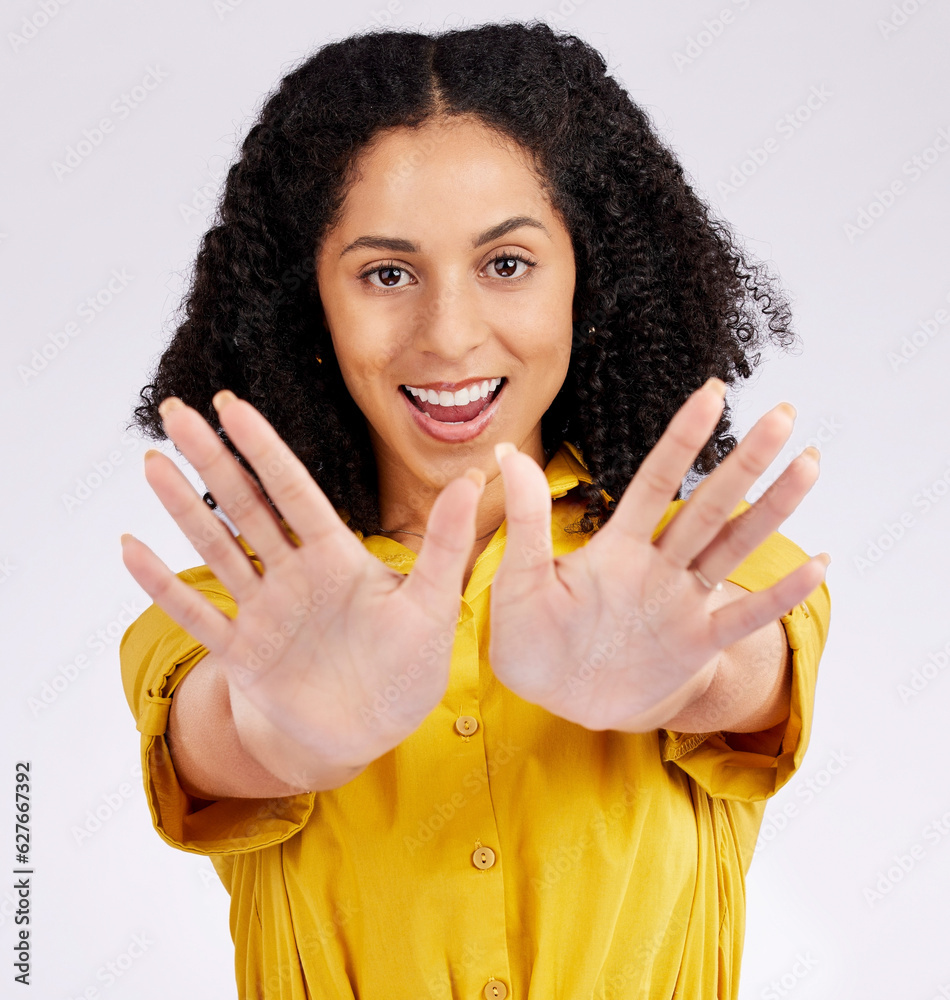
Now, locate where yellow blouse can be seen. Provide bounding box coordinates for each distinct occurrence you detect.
[120,442,830,1000]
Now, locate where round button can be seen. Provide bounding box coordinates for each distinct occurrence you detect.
[472,846,496,869]
[483,980,507,999]
[455,715,478,736]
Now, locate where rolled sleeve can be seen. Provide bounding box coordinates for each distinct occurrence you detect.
[658,501,832,802]
[119,562,314,856]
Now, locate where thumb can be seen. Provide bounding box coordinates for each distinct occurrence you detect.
[492,442,555,601]
[401,468,484,619]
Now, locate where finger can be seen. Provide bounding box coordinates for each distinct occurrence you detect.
[600,378,727,546]
[211,392,368,565]
[143,448,263,604]
[490,442,554,602]
[691,447,820,584]
[400,469,483,622]
[120,533,235,653]
[655,402,796,568]
[158,396,299,571]
[709,553,830,650]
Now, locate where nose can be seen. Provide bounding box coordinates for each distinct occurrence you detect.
[410,276,489,362]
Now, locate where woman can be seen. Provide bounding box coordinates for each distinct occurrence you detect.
[119,21,831,999]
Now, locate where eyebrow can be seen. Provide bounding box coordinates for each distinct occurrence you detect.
[338,215,551,258]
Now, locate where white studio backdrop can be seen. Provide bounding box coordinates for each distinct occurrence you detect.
[1,0,948,997]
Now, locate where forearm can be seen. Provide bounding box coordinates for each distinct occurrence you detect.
[167,652,366,800]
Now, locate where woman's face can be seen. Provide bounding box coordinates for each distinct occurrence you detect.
[315,115,576,500]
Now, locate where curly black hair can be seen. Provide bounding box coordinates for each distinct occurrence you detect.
[131,20,795,537]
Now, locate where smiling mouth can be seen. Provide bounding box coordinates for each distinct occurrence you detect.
[401,378,506,424]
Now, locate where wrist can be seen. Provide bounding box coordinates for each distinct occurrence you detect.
[227,681,368,793]
[611,653,722,734]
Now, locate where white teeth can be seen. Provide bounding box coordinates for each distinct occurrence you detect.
[403,378,504,406]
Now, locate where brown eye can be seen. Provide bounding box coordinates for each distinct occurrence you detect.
[376,266,403,287]
[486,252,535,280]
[492,257,520,278]
[359,261,413,290]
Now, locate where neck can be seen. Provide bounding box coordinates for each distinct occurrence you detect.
[371,432,552,542]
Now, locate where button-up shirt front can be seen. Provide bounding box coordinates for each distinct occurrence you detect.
[120,442,830,999]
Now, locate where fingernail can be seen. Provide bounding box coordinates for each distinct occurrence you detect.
[494,442,517,464]
[212,389,237,412]
[816,552,831,568]
[464,467,486,491]
[777,401,797,420]
[144,448,162,462]
[703,377,727,398]
[158,396,184,419]
[802,446,820,463]
[120,533,134,547]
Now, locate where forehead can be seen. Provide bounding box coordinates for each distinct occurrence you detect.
[323,117,558,247]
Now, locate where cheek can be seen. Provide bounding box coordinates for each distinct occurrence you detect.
[554,333,574,378]
[331,326,398,386]
[528,328,574,385]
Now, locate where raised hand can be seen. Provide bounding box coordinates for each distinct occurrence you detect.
[120,391,484,789]
[488,378,828,733]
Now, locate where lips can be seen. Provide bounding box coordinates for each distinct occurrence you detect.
[400,377,506,443]
[402,378,505,424]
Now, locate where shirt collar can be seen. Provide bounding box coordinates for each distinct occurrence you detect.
[357,441,605,584]
[237,442,603,586]
[355,440,593,543]
[545,440,594,499]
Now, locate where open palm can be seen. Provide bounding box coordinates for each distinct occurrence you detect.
[120,392,485,789]
[488,379,827,733]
